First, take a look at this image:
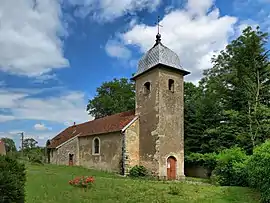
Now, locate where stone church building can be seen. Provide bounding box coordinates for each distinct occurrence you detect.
[48,33,190,180]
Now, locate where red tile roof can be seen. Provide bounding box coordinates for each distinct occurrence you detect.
[47,110,136,149]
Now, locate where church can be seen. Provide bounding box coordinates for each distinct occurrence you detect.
[47,33,190,180]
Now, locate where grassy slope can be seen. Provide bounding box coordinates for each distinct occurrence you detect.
[25,164,260,203]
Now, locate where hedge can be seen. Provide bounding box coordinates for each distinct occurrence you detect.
[0,155,26,203]
[247,141,270,203]
[211,147,249,186]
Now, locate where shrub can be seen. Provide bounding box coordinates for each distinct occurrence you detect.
[129,165,148,178]
[0,155,26,203]
[28,152,44,164]
[247,140,270,203]
[211,147,248,186]
[69,176,95,189]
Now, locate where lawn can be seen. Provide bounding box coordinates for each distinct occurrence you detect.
[25,164,260,203]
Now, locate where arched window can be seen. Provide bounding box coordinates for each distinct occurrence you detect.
[168,79,174,92]
[92,137,100,155]
[144,82,151,94]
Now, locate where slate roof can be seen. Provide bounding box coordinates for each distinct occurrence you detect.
[132,34,190,79]
[47,110,136,149]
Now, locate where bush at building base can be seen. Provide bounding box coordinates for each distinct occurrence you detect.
[129,165,148,178]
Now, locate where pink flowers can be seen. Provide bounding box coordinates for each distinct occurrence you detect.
[69,176,95,188]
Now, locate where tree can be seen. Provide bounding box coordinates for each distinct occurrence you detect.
[1,137,17,152]
[22,138,38,150]
[201,26,270,153]
[184,82,203,153]
[87,78,135,119]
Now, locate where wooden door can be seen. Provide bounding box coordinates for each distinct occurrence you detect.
[69,154,74,166]
[167,156,177,180]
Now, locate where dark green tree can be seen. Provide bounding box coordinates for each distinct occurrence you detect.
[201,26,270,153]
[184,82,203,153]
[87,78,135,119]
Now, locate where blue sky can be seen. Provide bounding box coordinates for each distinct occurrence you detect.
[0,0,269,149]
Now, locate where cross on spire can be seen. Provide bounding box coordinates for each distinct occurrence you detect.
[156,15,163,35]
[154,16,163,45]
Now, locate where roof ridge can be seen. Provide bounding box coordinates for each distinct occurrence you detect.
[73,109,135,127]
[48,109,136,148]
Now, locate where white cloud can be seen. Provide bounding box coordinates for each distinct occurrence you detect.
[0,88,92,124]
[105,40,131,59]
[108,0,238,83]
[67,0,161,22]
[0,0,69,77]
[0,115,15,122]
[186,0,214,16]
[34,123,52,131]
[33,73,60,84]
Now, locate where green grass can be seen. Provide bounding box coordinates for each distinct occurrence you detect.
[25,164,260,203]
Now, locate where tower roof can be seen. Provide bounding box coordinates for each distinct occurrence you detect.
[132,34,190,79]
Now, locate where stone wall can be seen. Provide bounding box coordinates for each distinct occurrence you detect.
[135,68,160,175]
[79,132,123,173]
[134,66,185,179]
[185,165,212,179]
[124,118,139,175]
[158,67,185,179]
[50,137,79,165]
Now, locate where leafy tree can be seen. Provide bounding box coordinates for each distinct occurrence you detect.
[201,26,270,153]
[184,82,226,154]
[1,137,17,152]
[87,78,135,119]
[184,82,203,153]
[23,138,38,150]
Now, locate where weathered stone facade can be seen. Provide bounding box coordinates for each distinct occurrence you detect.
[134,66,185,179]
[135,68,160,175]
[50,136,79,165]
[79,132,123,173]
[123,118,140,174]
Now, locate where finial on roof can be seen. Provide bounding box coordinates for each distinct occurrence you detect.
[155,15,162,46]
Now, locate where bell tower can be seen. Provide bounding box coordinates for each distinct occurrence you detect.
[132,33,190,180]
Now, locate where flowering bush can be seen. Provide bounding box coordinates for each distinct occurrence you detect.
[69,176,94,189]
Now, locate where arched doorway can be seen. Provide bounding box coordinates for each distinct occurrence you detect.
[167,156,177,180]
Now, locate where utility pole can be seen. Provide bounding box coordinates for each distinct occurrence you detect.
[19,132,24,157]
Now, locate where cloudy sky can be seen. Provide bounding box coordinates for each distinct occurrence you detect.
[0,0,269,148]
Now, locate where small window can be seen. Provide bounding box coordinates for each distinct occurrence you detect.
[69,154,74,161]
[168,79,174,92]
[93,137,100,155]
[144,82,151,94]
